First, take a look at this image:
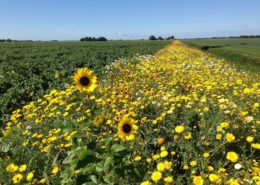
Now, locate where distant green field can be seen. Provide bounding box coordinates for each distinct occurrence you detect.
[183,38,260,72]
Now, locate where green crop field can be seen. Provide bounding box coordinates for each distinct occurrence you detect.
[183,38,260,72]
[0,41,170,123]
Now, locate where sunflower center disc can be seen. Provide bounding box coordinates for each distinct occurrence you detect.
[122,124,132,134]
[80,77,90,86]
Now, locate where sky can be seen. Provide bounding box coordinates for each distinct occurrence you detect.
[0,0,260,40]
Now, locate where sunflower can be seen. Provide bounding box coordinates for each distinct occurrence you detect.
[117,118,138,141]
[73,67,97,92]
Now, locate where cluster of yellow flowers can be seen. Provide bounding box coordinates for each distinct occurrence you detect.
[1,40,259,184]
[4,162,59,184]
[5,163,35,184]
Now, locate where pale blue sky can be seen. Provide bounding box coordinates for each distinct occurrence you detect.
[0,0,259,40]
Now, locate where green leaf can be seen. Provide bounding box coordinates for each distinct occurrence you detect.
[90,175,98,184]
[104,157,113,171]
[134,168,142,178]
[112,144,125,152]
[52,152,60,166]
[95,163,103,173]
[62,153,75,164]
[103,172,115,184]
[73,147,88,159]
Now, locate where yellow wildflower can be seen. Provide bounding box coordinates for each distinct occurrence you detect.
[134,156,142,161]
[208,166,214,171]
[246,136,254,143]
[183,131,192,139]
[160,150,168,158]
[151,171,162,182]
[225,133,235,142]
[39,178,47,184]
[6,163,19,173]
[225,178,240,185]
[252,143,260,150]
[190,160,197,167]
[26,172,34,181]
[140,181,152,185]
[203,152,209,158]
[19,165,27,172]
[193,176,204,185]
[175,125,185,133]
[216,134,222,140]
[12,174,23,184]
[51,166,59,175]
[164,176,173,183]
[164,161,172,170]
[226,151,239,163]
[157,162,165,172]
[209,173,222,184]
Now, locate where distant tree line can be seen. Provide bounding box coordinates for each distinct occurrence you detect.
[189,35,260,40]
[148,35,175,41]
[0,39,33,42]
[80,36,108,41]
[235,35,260,38]
[0,39,13,42]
